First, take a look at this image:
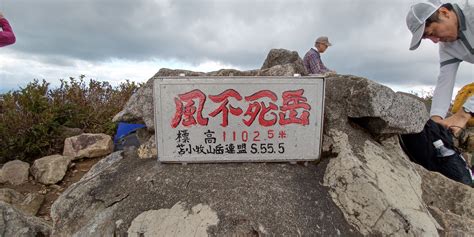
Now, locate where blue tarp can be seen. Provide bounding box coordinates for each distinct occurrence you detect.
[114,122,146,144]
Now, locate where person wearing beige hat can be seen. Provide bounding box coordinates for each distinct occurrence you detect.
[406,0,474,133]
[303,36,336,75]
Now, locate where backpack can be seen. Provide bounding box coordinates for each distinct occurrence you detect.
[399,119,473,186]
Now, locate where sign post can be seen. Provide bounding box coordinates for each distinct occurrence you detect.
[153,76,325,163]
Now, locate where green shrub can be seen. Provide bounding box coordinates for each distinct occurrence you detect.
[0,76,141,163]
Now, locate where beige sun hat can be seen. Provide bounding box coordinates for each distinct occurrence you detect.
[316,36,332,46]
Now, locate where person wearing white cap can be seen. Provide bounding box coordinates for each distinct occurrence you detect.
[303,36,336,75]
[406,0,474,133]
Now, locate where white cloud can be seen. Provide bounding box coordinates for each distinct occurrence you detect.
[0,0,472,96]
[0,51,238,92]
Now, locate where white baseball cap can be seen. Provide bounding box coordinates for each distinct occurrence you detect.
[406,0,443,50]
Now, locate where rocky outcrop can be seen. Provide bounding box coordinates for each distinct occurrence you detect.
[51,151,359,236]
[340,76,429,134]
[30,154,71,185]
[112,49,308,130]
[321,76,441,236]
[54,73,456,236]
[0,201,51,236]
[57,49,473,236]
[63,133,114,160]
[260,48,307,75]
[416,165,474,236]
[0,160,30,185]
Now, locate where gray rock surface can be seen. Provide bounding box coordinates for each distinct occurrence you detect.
[207,68,259,76]
[51,152,124,237]
[51,151,360,236]
[322,77,441,235]
[330,75,429,134]
[0,201,51,237]
[63,133,114,160]
[0,189,22,204]
[322,76,474,235]
[137,136,157,159]
[0,160,30,185]
[127,202,219,236]
[0,189,44,216]
[416,165,474,236]
[30,154,71,184]
[260,48,307,75]
[112,78,155,130]
[323,132,439,236]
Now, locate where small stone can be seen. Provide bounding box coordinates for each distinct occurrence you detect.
[31,154,71,185]
[50,185,61,190]
[116,219,124,228]
[1,160,30,185]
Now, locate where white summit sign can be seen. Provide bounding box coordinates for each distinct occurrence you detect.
[153,76,325,163]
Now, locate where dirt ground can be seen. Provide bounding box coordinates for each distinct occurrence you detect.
[0,156,103,223]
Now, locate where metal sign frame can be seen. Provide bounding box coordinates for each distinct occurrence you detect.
[153,76,325,163]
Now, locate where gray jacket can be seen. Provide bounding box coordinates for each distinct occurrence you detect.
[431,3,474,117]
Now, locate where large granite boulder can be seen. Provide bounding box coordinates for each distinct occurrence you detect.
[30,154,71,184]
[63,133,114,160]
[0,160,30,185]
[329,75,429,134]
[113,78,155,130]
[321,76,442,235]
[51,151,359,236]
[322,75,473,235]
[260,48,307,75]
[416,165,474,236]
[0,201,51,236]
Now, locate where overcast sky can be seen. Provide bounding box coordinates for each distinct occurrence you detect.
[0,0,472,95]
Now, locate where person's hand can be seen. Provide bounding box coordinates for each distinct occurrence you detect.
[430,115,443,124]
[0,12,4,19]
[432,110,471,136]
